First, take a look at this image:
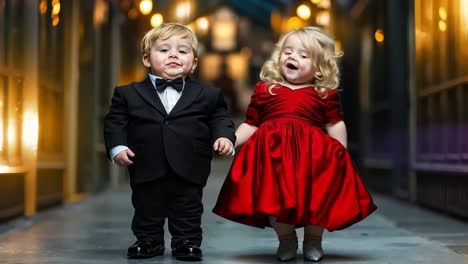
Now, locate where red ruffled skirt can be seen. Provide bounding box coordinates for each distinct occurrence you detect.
[213,118,377,231]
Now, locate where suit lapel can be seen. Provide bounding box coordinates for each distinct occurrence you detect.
[168,77,202,116]
[134,77,167,115]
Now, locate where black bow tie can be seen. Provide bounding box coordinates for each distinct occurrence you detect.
[155,77,184,92]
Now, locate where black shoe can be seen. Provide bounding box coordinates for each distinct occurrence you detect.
[171,240,203,261]
[127,239,164,259]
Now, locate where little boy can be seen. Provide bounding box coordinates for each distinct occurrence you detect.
[104,23,235,261]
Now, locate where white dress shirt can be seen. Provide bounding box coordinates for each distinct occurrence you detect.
[150,73,184,114]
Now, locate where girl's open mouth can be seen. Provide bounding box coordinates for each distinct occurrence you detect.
[286,63,298,70]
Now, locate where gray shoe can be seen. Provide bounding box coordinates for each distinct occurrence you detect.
[276,239,298,261]
[303,240,324,262]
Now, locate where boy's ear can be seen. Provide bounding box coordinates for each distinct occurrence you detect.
[191,58,198,73]
[142,54,151,68]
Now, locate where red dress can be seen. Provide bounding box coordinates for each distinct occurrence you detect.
[213,82,377,231]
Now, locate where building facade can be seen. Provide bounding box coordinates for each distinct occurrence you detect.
[0,0,136,220]
[334,0,468,217]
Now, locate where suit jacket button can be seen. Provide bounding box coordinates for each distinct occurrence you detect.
[164,120,169,125]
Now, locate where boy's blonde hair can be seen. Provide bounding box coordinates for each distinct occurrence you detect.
[260,27,342,94]
[141,22,198,58]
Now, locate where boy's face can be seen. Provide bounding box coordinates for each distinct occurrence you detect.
[142,34,198,80]
[278,34,318,85]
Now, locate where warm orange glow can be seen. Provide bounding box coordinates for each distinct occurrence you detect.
[438,20,447,32]
[7,119,16,153]
[296,4,311,20]
[334,40,342,53]
[227,53,248,79]
[317,0,330,9]
[0,165,20,173]
[186,23,195,33]
[311,0,322,4]
[151,13,163,27]
[212,22,236,49]
[128,8,139,19]
[139,0,153,15]
[94,0,109,27]
[50,0,60,27]
[271,10,282,34]
[175,1,192,21]
[52,16,60,26]
[200,53,222,80]
[196,17,209,35]
[212,8,237,51]
[0,124,2,152]
[438,7,447,20]
[22,111,38,152]
[39,0,47,15]
[375,29,384,43]
[284,16,304,32]
[463,0,468,34]
[51,2,60,16]
[0,99,3,152]
[316,10,330,27]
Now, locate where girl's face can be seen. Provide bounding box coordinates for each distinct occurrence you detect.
[142,34,198,79]
[279,34,318,85]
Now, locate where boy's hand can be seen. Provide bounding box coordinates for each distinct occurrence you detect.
[213,137,234,156]
[114,149,135,167]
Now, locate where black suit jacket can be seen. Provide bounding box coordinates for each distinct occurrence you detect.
[104,76,236,186]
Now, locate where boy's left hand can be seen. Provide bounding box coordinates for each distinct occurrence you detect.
[213,137,234,156]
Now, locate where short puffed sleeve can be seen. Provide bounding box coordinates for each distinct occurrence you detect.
[244,82,263,127]
[324,89,344,125]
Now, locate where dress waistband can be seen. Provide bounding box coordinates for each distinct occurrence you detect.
[261,115,322,127]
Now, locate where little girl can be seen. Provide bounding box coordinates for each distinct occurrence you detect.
[213,27,377,262]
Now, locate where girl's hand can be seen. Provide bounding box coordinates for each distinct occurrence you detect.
[325,120,347,148]
[213,137,234,156]
[234,123,258,148]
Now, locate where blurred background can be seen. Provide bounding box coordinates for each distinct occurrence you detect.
[0,0,467,223]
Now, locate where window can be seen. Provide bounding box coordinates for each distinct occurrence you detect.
[0,0,24,166]
[414,0,468,170]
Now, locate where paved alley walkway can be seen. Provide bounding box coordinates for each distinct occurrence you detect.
[0,158,467,263]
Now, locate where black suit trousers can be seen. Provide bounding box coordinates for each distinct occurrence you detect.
[130,172,204,248]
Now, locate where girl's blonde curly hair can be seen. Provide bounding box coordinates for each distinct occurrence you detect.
[260,27,342,95]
